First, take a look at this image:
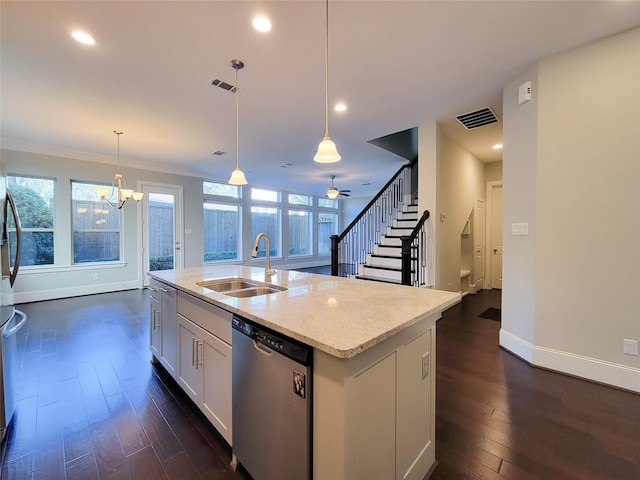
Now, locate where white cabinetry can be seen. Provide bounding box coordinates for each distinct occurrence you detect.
[148,279,177,378]
[177,291,233,445]
[313,315,436,480]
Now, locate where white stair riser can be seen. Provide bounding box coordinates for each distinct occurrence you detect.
[374,245,401,256]
[368,256,402,268]
[379,236,402,246]
[393,219,416,228]
[397,212,418,221]
[386,227,413,237]
[361,266,402,282]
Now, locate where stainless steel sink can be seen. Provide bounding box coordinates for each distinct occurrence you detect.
[197,278,260,292]
[197,278,287,297]
[223,286,287,298]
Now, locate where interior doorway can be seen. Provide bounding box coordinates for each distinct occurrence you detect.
[140,182,184,287]
[473,198,486,292]
[486,181,503,289]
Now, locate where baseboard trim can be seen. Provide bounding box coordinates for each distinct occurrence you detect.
[499,329,640,393]
[13,280,140,304]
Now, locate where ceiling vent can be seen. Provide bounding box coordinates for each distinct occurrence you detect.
[210,150,226,156]
[456,107,499,130]
[210,78,237,92]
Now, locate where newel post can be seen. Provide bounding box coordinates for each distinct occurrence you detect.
[330,234,339,277]
[401,236,412,286]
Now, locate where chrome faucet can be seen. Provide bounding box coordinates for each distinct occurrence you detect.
[252,233,276,276]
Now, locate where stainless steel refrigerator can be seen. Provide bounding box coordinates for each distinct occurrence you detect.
[0,169,26,441]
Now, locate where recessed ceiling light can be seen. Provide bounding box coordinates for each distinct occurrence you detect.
[252,16,272,32]
[72,31,95,45]
[492,143,503,150]
[334,103,347,112]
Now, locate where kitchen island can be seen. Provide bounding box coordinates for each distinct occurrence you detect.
[149,265,460,480]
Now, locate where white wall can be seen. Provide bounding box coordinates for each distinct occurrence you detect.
[419,126,486,292]
[501,28,640,392]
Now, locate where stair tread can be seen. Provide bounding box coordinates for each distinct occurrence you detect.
[355,275,402,285]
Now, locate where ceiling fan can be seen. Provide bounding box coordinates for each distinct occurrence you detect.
[326,175,351,199]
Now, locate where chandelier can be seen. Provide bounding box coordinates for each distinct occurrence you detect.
[96,130,144,209]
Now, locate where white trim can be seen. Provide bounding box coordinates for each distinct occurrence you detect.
[13,280,139,304]
[16,262,127,275]
[500,329,640,393]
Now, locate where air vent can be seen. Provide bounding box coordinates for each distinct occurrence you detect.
[210,150,226,156]
[456,107,499,130]
[210,78,237,92]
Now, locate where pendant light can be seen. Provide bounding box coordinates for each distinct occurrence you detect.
[96,130,144,209]
[314,0,341,163]
[228,59,248,185]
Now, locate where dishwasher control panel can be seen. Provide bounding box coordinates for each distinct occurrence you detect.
[232,316,311,366]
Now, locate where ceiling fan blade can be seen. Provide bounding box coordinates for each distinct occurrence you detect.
[339,192,350,197]
[340,189,351,193]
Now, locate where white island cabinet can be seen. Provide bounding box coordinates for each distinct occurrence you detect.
[148,278,177,378]
[149,266,460,480]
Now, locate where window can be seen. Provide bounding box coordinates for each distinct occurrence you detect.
[204,202,240,262]
[251,206,280,257]
[288,193,312,206]
[7,175,55,266]
[289,210,312,256]
[148,193,175,271]
[251,188,279,202]
[318,197,337,208]
[71,181,120,263]
[318,212,338,255]
[203,181,240,198]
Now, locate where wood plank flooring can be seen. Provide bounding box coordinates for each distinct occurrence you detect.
[1,287,638,479]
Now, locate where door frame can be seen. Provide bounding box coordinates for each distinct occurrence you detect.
[485,181,503,289]
[138,181,184,287]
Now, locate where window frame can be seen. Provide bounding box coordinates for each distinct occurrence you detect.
[71,179,123,264]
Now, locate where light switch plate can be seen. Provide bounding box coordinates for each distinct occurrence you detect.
[511,223,529,235]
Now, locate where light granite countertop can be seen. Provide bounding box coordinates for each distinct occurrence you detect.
[149,265,460,359]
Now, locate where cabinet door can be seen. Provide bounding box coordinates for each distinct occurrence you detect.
[149,296,161,360]
[160,287,177,377]
[200,328,232,445]
[177,316,201,403]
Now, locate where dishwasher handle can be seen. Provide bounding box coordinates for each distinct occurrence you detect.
[252,339,273,356]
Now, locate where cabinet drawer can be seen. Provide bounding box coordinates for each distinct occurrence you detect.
[177,291,232,345]
[148,278,164,301]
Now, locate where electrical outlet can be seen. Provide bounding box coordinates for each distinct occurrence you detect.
[421,352,430,380]
[623,339,639,356]
[92,273,99,281]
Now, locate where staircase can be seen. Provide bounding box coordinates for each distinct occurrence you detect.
[356,203,418,284]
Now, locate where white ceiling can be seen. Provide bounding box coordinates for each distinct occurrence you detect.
[2,1,638,197]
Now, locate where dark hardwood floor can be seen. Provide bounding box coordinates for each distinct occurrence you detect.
[1,287,638,479]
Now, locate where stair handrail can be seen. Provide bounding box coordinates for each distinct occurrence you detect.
[400,210,430,286]
[331,158,416,277]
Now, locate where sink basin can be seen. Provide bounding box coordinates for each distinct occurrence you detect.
[197,278,287,297]
[223,286,287,298]
[197,278,260,292]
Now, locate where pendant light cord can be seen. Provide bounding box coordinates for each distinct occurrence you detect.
[324,0,329,137]
[235,67,240,169]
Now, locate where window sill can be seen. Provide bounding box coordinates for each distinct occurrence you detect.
[17,262,128,275]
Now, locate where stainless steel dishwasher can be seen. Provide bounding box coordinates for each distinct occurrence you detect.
[232,316,312,480]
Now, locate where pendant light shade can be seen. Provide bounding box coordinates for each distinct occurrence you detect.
[228,59,248,185]
[314,0,340,164]
[315,136,341,163]
[228,167,247,185]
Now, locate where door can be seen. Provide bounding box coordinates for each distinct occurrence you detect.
[473,198,486,291]
[200,328,232,445]
[487,182,503,289]
[141,183,183,286]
